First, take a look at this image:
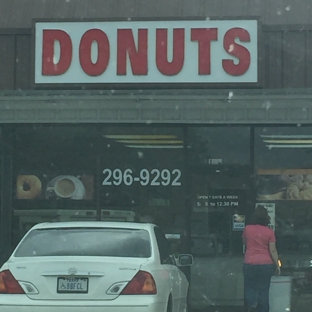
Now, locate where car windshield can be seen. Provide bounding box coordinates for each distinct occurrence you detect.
[14,227,151,258]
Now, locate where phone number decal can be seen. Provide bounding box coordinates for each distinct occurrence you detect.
[102,169,182,186]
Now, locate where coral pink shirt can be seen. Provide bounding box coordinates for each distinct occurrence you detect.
[242,225,276,265]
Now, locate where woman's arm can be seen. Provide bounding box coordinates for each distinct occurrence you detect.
[269,242,279,266]
[269,242,281,275]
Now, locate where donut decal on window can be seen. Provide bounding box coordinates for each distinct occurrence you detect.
[16,174,94,200]
[16,175,42,199]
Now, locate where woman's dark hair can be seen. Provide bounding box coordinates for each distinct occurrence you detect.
[251,205,270,226]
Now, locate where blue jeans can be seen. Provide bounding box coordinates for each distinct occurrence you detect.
[243,263,275,312]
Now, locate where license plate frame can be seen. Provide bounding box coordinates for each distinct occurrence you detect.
[57,277,89,293]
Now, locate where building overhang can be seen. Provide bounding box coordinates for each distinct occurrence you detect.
[0,89,312,124]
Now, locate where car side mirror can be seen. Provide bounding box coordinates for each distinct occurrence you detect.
[176,254,193,266]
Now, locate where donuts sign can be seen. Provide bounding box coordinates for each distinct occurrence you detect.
[34,20,258,85]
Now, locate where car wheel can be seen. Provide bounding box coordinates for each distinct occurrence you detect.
[183,288,190,312]
[178,288,190,312]
[167,295,173,312]
[182,302,189,312]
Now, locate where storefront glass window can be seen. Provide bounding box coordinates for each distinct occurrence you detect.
[12,125,99,245]
[188,126,250,167]
[255,127,312,262]
[100,126,185,236]
[11,125,186,252]
[13,125,98,204]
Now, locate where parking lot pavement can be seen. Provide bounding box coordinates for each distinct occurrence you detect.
[191,306,243,312]
[191,295,312,312]
[292,294,312,312]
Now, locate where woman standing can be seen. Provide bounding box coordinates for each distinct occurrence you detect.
[242,205,281,312]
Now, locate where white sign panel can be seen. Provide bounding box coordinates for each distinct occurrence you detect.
[34,20,258,84]
[255,203,276,231]
[233,214,245,231]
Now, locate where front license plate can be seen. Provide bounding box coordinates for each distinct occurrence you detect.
[57,277,89,293]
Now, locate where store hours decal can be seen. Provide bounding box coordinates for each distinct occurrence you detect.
[102,168,182,186]
[194,192,242,212]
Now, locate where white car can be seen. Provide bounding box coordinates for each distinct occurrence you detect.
[0,221,192,312]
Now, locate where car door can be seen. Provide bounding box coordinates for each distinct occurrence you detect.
[154,227,183,312]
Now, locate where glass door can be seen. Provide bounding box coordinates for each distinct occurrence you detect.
[190,169,252,309]
[187,126,251,309]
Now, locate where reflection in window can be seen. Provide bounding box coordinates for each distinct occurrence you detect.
[255,127,312,169]
[15,228,151,258]
[275,202,312,256]
[188,127,250,166]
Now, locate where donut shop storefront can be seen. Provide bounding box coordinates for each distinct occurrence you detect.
[1,19,312,309]
[4,19,259,255]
